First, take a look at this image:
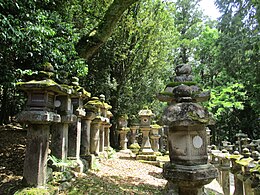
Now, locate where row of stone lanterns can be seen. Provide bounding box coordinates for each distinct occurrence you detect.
[116,108,164,161]
[16,63,112,187]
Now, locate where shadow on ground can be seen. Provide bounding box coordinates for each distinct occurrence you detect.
[66,171,166,195]
[0,126,27,195]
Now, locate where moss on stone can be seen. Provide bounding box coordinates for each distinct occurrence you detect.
[236,157,254,166]
[129,143,141,149]
[166,81,197,88]
[250,164,260,173]
[188,111,209,124]
[228,154,243,160]
[102,102,112,110]
[150,124,161,129]
[14,185,58,195]
[119,114,128,120]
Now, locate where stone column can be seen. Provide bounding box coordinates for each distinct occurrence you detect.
[68,108,85,160]
[51,95,76,165]
[118,127,130,150]
[206,127,211,147]
[51,123,69,163]
[245,178,254,195]
[150,123,161,153]
[219,150,230,195]
[104,123,112,150]
[81,111,96,156]
[230,155,244,195]
[90,117,102,155]
[18,111,60,187]
[139,127,153,154]
[99,121,105,153]
[129,125,139,145]
[24,124,50,186]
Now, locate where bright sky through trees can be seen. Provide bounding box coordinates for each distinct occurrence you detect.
[199,0,221,19]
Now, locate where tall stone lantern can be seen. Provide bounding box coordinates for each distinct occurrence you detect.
[150,121,161,153]
[68,77,90,160]
[118,114,130,150]
[84,97,103,156]
[17,63,62,187]
[137,108,155,156]
[99,94,112,153]
[157,64,217,195]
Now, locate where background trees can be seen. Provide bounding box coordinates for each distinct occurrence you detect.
[212,0,260,142]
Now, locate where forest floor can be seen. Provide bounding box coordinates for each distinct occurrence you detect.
[0,125,223,195]
[0,125,167,195]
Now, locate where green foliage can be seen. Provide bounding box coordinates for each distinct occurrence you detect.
[206,83,247,119]
[171,0,205,64]
[84,0,176,122]
[0,0,108,123]
[210,0,260,141]
[48,155,74,168]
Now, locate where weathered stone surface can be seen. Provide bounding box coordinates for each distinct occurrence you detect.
[163,163,217,185]
[174,74,193,82]
[23,125,50,186]
[17,111,61,124]
[175,64,192,76]
[163,103,210,127]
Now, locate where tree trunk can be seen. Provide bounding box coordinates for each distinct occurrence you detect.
[76,0,139,60]
[0,86,10,124]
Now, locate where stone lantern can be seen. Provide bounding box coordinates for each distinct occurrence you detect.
[50,84,77,168]
[150,121,161,153]
[136,108,157,161]
[235,131,248,152]
[104,109,113,151]
[128,115,140,147]
[138,108,154,153]
[118,114,130,150]
[17,63,62,186]
[99,94,112,153]
[157,64,217,194]
[81,108,96,156]
[84,97,103,156]
[67,77,90,159]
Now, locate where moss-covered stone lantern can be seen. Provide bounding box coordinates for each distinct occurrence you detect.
[118,114,130,150]
[68,77,90,161]
[84,97,103,155]
[157,64,217,195]
[16,63,64,187]
[50,82,77,169]
[137,108,156,161]
[150,121,161,153]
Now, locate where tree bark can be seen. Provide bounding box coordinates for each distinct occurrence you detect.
[76,0,139,60]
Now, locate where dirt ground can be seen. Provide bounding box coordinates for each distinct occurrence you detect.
[0,125,167,195]
[0,125,27,195]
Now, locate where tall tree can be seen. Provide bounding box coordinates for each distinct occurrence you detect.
[83,0,177,147]
[171,0,204,64]
[76,0,139,60]
[215,0,260,138]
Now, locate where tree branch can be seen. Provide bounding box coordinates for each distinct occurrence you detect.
[76,0,139,60]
